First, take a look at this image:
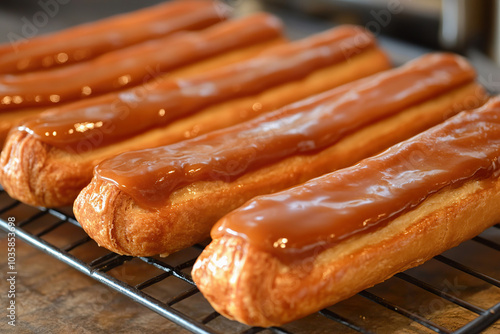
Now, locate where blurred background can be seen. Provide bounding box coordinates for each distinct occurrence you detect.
[0,0,499,83]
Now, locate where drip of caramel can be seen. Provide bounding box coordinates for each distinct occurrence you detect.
[0,13,282,110]
[95,53,476,209]
[213,98,500,262]
[20,25,377,151]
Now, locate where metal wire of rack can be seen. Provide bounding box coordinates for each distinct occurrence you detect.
[0,188,499,333]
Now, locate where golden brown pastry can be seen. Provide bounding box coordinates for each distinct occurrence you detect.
[0,0,226,74]
[1,25,389,207]
[74,53,487,258]
[192,96,500,327]
[0,13,283,111]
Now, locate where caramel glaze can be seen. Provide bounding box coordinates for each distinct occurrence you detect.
[19,25,378,151]
[0,13,282,110]
[95,53,476,210]
[0,0,225,74]
[213,97,500,264]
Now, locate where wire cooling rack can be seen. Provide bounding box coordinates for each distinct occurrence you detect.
[0,188,499,333]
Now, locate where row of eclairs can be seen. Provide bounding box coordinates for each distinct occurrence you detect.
[0,0,499,327]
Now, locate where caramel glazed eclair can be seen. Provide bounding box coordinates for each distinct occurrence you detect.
[0,13,285,146]
[193,96,500,327]
[0,0,226,74]
[0,7,256,112]
[75,53,487,258]
[1,25,391,207]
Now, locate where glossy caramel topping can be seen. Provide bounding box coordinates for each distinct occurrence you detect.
[96,53,476,208]
[0,13,282,110]
[20,25,377,151]
[0,0,225,74]
[213,97,500,262]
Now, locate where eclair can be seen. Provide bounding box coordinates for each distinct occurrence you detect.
[74,53,487,257]
[0,0,226,74]
[0,13,283,111]
[192,96,500,327]
[0,13,285,145]
[1,25,390,207]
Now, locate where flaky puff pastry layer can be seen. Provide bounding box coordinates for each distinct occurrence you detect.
[74,81,487,257]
